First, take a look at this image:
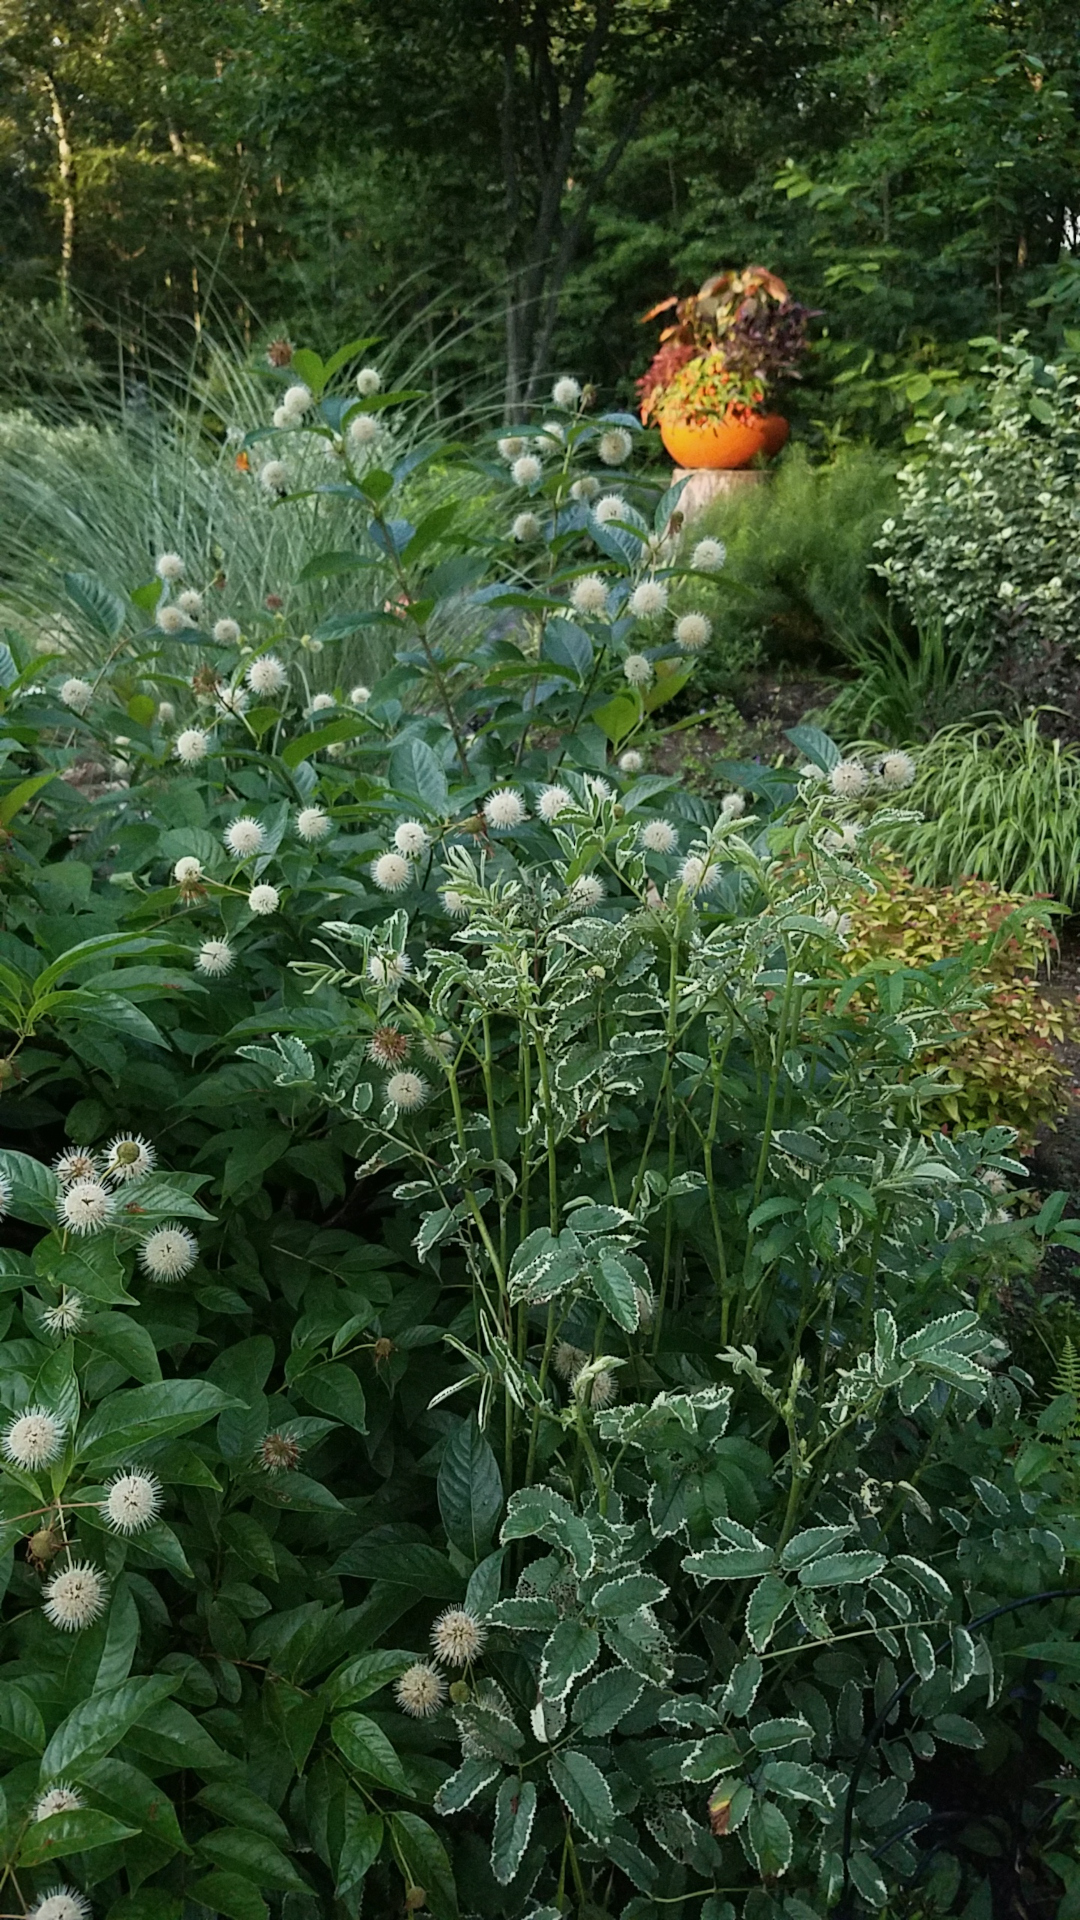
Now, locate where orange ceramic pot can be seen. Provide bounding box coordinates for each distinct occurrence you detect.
[659,411,789,470]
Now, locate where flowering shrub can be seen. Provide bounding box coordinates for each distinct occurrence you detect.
[875,342,1080,659]
[0,354,1079,1920]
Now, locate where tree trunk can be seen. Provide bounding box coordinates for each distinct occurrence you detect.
[43,73,75,313]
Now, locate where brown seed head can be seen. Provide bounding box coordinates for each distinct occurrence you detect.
[191,665,221,698]
[260,1431,301,1473]
[372,1336,395,1366]
[265,593,284,612]
[368,1026,410,1070]
[266,337,294,368]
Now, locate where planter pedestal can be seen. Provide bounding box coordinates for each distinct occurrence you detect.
[671,467,767,523]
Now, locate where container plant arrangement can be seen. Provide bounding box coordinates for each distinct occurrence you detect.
[638,265,815,468]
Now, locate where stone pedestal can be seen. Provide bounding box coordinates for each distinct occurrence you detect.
[672,466,767,523]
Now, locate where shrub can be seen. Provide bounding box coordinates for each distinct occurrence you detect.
[0,356,1078,1920]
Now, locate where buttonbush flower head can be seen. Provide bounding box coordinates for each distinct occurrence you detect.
[593,493,628,525]
[216,684,249,717]
[248,884,279,915]
[441,888,470,918]
[629,577,668,620]
[272,404,292,429]
[103,1134,155,1183]
[394,820,429,858]
[537,783,572,821]
[174,855,205,888]
[60,1179,113,1235]
[618,749,643,773]
[348,411,380,447]
[679,854,720,893]
[497,434,525,462]
[484,787,527,830]
[43,1562,108,1632]
[308,692,336,715]
[213,617,241,645]
[431,1605,486,1666]
[879,749,917,790]
[539,420,564,447]
[395,1661,446,1719]
[225,816,266,859]
[260,460,288,494]
[155,551,184,582]
[157,700,176,726]
[260,1430,301,1471]
[421,1030,455,1066]
[720,792,746,819]
[691,537,726,571]
[674,611,712,652]
[823,822,863,854]
[283,382,312,415]
[552,375,582,408]
[511,453,542,488]
[829,758,870,799]
[585,775,612,801]
[598,426,633,466]
[33,1786,83,1821]
[103,1470,162,1534]
[53,1148,99,1186]
[175,727,210,766]
[59,677,92,714]
[386,1070,428,1112]
[368,951,412,990]
[350,684,371,707]
[571,475,600,502]
[641,818,678,854]
[368,1027,410,1069]
[569,874,605,909]
[623,653,652,686]
[355,366,381,396]
[587,1366,618,1409]
[512,510,541,542]
[570,573,608,616]
[3,1406,65,1469]
[28,1892,91,1920]
[43,1295,86,1337]
[554,1341,589,1382]
[139,1223,198,1282]
[297,805,331,842]
[372,851,412,893]
[157,604,191,636]
[196,937,234,977]
[246,654,287,697]
[177,588,203,619]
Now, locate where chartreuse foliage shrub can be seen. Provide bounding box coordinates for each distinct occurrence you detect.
[1,350,1080,1920]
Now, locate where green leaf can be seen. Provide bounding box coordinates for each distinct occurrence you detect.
[749,1717,814,1751]
[0,772,57,828]
[191,1873,267,1920]
[592,1572,666,1616]
[84,1758,189,1855]
[388,736,450,817]
[197,1828,309,1893]
[389,1812,458,1920]
[290,347,325,392]
[196,1786,291,1849]
[548,1749,614,1841]
[77,1381,240,1467]
[18,1809,138,1864]
[848,1850,888,1908]
[336,1801,383,1900]
[295,549,376,583]
[746,1799,793,1877]
[490,1777,536,1885]
[332,1712,410,1792]
[798,1551,887,1587]
[298,1362,367,1434]
[434,1756,501,1815]
[0,1148,60,1227]
[0,1683,45,1754]
[324,1649,414,1710]
[540,1619,600,1704]
[572,1667,644,1737]
[501,1485,594,1578]
[746,1574,794,1652]
[590,1249,640,1331]
[591,693,639,746]
[281,717,365,765]
[65,570,125,639]
[931,1713,985,1749]
[437,1415,503,1560]
[40,1675,178,1781]
[331,1540,461,1596]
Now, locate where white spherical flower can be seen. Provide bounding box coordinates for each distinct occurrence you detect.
[246,654,287,698]
[679,854,720,893]
[484,787,527,830]
[641,818,678,854]
[593,493,628,525]
[511,453,542,488]
[348,412,381,447]
[177,588,203,619]
[260,460,288,494]
[53,1148,99,1186]
[157,701,176,726]
[552,375,582,408]
[441,888,470,918]
[297,806,331,842]
[629,577,668,620]
[308,692,336,714]
[213,618,241,645]
[497,434,526,462]
[103,1470,162,1534]
[174,855,203,887]
[283,382,313,415]
[139,1223,198,1282]
[248,883,280,915]
[33,1786,84,1821]
[196,938,234,977]
[395,1661,446,1719]
[623,653,653,686]
[224,816,266,859]
[349,684,371,707]
[823,823,863,854]
[174,727,210,766]
[674,611,712,652]
[59,677,92,714]
[829,758,870,799]
[60,1179,113,1235]
[3,1407,65,1470]
[355,366,381,396]
[539,420,564,448]
[570,573,608,616]
[272,405,292,429]
[691,537,727,572]
[569,874,604,909]
[512,510,541,542]
[386,1070,429,1112]
[155,551,184,582]
[721,792,746,819]
[157,604,191,635]
[43,1295,86,1338]
[879,749,916,790]
[372,852,412,893]
[537,783,572,821]
[585,775,612,801]
[367,952,412,990]
[431,1604,487,1667]
[571,475,600,502]
[216,684,249,717]
[598,427,633,466]
[394,820,430,858]
[27,1891,92,1920]
[43,1562,108,1632]
[798,762,827,782]
[103,1134,155,1183]
[618,749,643,774]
